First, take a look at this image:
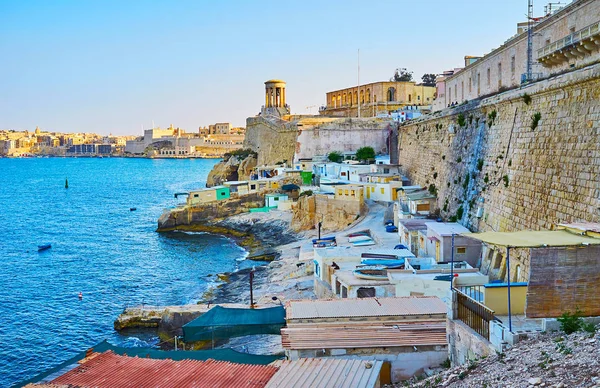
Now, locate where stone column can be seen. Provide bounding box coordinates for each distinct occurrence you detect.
[282,87,286,106]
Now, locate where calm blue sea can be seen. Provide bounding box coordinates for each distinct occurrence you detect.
[0,157,255,387]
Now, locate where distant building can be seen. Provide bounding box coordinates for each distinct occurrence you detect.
[321,81,436,118]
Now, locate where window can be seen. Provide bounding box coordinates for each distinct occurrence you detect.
[194,194,199,198]
[498,63,502,88]
[417,95,420,101]
[380,187,385,194]
[250,184,256,190]
[344,189,349,195]
[273,196,279,201]
[371,187,375,192]
[315,262,320,277]
[357,287,376,298]
[487,68,491,86]
[456,246,467,254]
[511,56,516,75]
[351,190,355,196]
[383,168,389,173]
[468,77,472,93]
[416,203,430,212]
[408,94,412,102]
[341,286,348,298]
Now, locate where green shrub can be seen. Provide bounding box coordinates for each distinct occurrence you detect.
[457,157,462,163]
[462,174,470,190]
[557,308,583,334]
[523,93,532,105]
[442,155,446,160]
[328,151,343,163]
[477,159,484,171]
[433,172,438,179]
[224,148,257,160]
[484,173,489,184]
[581,321,597,334]
[441,358,451,368]
[298,190,313,198]
[531,112,542,130]
[456,205,464,220]
[457,113,466,127]
[503,175,509,187]
[428,184,437,195]
[355,146,375,162]
[488,110,497,125]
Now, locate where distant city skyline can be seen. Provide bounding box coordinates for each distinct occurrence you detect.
[1,0,550,135]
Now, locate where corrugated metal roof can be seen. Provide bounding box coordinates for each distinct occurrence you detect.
[51,351,278,388]
[286,297,447,320]
[266,358,383,388]
[463,230,600,248]
[281,323,447,349]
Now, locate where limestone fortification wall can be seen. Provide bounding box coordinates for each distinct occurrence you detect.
[291,194,365,232]
[295,118,392,160]
[244,116,298,166]
[398,63,600,279]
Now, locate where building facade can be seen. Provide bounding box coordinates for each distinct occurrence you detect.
[440,0,600,107]
[321,81,436,117]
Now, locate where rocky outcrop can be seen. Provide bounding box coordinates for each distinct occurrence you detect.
[291,194,365,232]
[157,193,265,231]
[206,153,257,187]
[406,328,600,388]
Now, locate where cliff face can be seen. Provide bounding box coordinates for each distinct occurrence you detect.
[206,153,257,187]
[291,194,365,232]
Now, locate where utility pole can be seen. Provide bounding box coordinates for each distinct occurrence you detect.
[249,267,255,308]
[526,0,534,82]
[357,49,361,118]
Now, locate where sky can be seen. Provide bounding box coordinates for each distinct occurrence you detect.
[0,0,550,135]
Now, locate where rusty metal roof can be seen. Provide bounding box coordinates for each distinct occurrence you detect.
[281,322,447,350]
[285,297,447,320]
[51,351,278,388]
[266,358,383,388]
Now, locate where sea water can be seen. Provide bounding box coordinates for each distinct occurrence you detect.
[0,157,253,387]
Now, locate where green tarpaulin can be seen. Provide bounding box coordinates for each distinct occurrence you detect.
[183,305,286,342]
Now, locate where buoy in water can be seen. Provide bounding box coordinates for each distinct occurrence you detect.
[65,178,69,189]
[78,292,83,300]
[130,207,137,211]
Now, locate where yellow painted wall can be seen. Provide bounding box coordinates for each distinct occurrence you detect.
[484,285,527,315]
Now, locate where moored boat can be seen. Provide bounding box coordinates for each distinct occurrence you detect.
[360,258,405,268]
[38,244,52,252]
[353,265,388,280]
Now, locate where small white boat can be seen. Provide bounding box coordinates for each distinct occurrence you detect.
[353,265,388,281]
[348,235,371,243]
[352,239,375,246]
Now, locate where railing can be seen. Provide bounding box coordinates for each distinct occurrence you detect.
[456,285,485,302]
[537,20,600,58]
[455,289,495,340]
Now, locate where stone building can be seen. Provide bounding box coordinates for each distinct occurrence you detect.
[439,0,600,107]
[244,79,396,166]
[321,81,436,117]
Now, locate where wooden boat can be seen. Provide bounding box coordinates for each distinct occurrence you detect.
[352,239,375,246]
[313,240,337,248]
[312,236,335,244]
[38,244,52,252]
[347,230,369,238]
[353,265,388,280]
[361,258,405,268]
[348,235,372,243]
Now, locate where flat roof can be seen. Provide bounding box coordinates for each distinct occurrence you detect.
[405,190,437,201]
[223,180,248,185]
[398,218,431,231]
[334,270,393,287]
[463,230,600,248]
[427,222,471,236]
[266,358,383,388]
[286,296,447,320]
[557,222,600,234]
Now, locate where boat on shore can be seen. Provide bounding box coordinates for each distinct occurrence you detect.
[361,258,405,268]
[353,265,388,280]
[38,244,52,252]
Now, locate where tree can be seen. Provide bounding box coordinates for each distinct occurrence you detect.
[421,73,437,87]
[355,146,375,163]
[328,151,343,163]
[390,68,413,82]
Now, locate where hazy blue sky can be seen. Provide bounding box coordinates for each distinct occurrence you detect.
[1,0,547,135]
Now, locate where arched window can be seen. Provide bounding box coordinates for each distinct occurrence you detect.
[360,90,364,104]
[354,91,358,105]
[331,96,336,108]
[342,94,346,105]
[337,94,341,107]
[387,87,396,102]
[366,89,371,103]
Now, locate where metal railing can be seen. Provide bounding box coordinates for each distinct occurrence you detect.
[456,285,485,302]
[455,289,495,340]
[537,20,600,58]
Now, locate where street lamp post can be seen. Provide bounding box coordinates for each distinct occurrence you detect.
[318,221,322,240]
